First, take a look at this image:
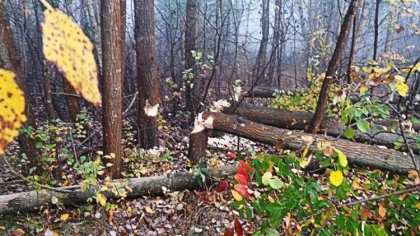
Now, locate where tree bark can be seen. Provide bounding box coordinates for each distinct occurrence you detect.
[135,0,159,149]
[373,0,381,61]
[0,2,39,170]
[63,79,80,123]
[101,0,124,178]
[188,130,209,164]
[42,60,58,120]
[223,102,418,153]
[253,0,270,85]
[309,0,360,133]
[198,112,419,174]
[267,0,281,83]
[185,0,201,117]
[0,165,237,214]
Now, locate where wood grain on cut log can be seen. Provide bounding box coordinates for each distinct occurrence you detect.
[0,165,236,214]
[200,112,420,174]
[223,102,418,153]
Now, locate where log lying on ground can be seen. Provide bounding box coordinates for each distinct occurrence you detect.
[0,165,236,214]
[223,102,419,153]
[241,87,304,98]
[192,112,419,174]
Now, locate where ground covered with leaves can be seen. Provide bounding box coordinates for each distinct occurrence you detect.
[0,108,419,236]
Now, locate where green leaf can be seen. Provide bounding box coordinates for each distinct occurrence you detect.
[344,127,356,139]
[264,228,280,236]
[356,120,370,133]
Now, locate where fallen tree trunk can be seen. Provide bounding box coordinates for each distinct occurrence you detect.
[0,165,236,214]
[241,87,304,98]
[192,112,419,174]
[223,102,419,153]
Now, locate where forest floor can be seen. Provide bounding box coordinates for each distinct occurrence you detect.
[0,114,262,236]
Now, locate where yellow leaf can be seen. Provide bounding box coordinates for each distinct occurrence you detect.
[96,193,107,206]
[0,69,27,156]
[335,149,348,167]
[60,213,69,221]
[330,170,344,187]
[395,80,409,96]
[378,204,387,218]
[360,86,368,96]
[352,180,360,189]
[145,206,153,213]
[302,148,309,157]
[106,163,114,167]
[42,8,101,105]
[0,226,5,230]
[416,202,420,209]
[231,190,243,201]
[300,160,309,168]
[262,172,272,186]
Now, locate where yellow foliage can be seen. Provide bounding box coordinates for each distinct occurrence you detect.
[395,80,409,96]
[0,69,27,156]
[335,149,348,167]
[231,190,243,201]
[42,8,101,106]
[330,170,344,187]
[60,213,70,221]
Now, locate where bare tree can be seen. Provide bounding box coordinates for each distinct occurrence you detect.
[309,0,360,133]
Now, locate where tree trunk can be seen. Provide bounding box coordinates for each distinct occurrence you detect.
[347,12,357,84]
[135,0,159,149]
[188,130,209,164]
[63,79,80,123]
[0,165,237,214]
[0,2,39,170]
[309,0,360,133]
[196,112,419,174]
[42,60,58,120]
[373,0,381,61]
[224,102,418,153]
[101,0,124,178]
[253,0,270,85]
[267,0,281,83]
[185,0,201,117]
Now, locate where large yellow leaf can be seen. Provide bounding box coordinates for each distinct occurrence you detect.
[42,8,101,106]
[329,170,344,187]
[0,69,27,156]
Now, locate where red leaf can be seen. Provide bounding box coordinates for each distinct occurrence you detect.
[234,184,249,199]
[224,228,234,236]
[226,152,237,159]
[234,217,244,236]
[215,180,229,192]
[240,161,253,173]
[237,166,249,179]
[235,174,249,186]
